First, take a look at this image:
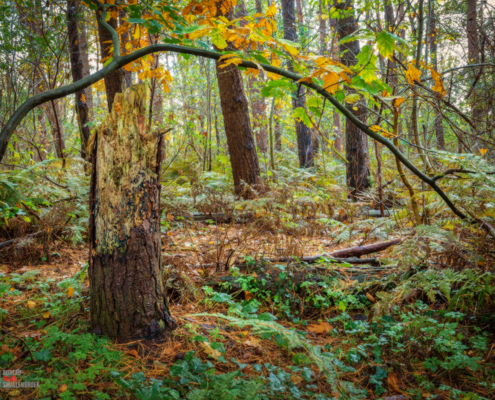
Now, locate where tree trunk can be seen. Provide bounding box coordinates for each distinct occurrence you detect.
[214,2,262,197]
[329,2,343,154]
[467,0,482,133]
[96,7,125,111]
[89,84,176,339]
[119,9,134,88]
[67,0,91,159]
[335,0,370,197]
[79,17,94,119]
[428,5,445,150]
[281,0,314,168]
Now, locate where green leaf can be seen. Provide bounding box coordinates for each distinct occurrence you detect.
[261,79,293,98]
[293,107,313,128]
[212,293,232,302]
[376,31,396,59]
[345,93,361,103]
[34,348,52,362]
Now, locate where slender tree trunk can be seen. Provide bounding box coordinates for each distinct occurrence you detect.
[119,9,133,88]
[275,103,282,151]
[335,0,370,197]
[329,3,343,154]
[281,0,314,168]
[214,1,262,197]
[67,0,91,159]
[428,5,445,150]
[79,16,94,118]
[238,0,268,153]
[89,84,176,339]
[467,0,482,133]
[96,7,125,111]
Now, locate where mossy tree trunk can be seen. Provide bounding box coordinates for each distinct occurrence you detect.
[88,84,175,339]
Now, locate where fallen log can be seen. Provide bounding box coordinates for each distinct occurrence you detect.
[326,238,402,258]
[0,230,45,250]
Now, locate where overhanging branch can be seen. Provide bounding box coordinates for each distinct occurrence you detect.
[0,42,474,223]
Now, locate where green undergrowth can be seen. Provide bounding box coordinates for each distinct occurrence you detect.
[1,260,494,399]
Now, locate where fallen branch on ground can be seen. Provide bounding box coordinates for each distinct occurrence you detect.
[0,231,45,250]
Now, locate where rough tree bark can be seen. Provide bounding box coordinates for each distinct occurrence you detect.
[96,7,125,110]
[88,84,175,339]
[67,0,91,159]
[281,0,314,168]
[335,0,370,197]
[214,1,262,197]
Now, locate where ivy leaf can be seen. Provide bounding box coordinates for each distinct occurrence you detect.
[293,107,313,128]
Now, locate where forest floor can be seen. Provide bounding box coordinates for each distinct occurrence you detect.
[1,213,494,400]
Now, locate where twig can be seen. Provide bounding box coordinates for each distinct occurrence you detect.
[1,328,35,364]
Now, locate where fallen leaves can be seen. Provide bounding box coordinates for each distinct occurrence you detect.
[199,342,221,360]
[58,384,68,393]
[67,286,74,298]
[43,311,51,319]
[27,300,36,308]
[163,343,182,357]
[307,321,333,335]
[244,336,260,347]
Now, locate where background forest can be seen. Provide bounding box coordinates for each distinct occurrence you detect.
[0,0,495,399]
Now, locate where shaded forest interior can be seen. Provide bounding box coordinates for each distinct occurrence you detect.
[1,0,495,399]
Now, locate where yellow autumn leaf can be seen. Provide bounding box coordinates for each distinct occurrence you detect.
[68,286,74,298]
[134,24,141,40]
[431,69,447,97]
[322,72,340,94]
[199,342,221,360]
[43,311,51,319]
[393,97,405,108]
[27,300,36,309]
[369,125,396,138]
[480,148,487,156]
[405,63,421,85]
[266,5,277,17]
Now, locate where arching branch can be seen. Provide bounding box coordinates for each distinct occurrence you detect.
[0,42,474,224]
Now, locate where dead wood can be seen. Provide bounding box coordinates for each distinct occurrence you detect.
[0,230,45,250]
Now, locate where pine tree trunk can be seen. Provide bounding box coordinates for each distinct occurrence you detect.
[214,2,262,197]
[89,84,175,339]
[335,0,370,197]
[281,0,314,168]
[96,7,125,111]
[67,0,91,159]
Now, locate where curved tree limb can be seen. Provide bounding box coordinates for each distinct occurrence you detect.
[0,42,474,223]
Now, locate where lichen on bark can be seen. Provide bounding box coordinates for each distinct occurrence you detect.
[95,84,160,255]
[89,83,175,339]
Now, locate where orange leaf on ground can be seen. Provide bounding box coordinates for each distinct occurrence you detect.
[307,321,333,335]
